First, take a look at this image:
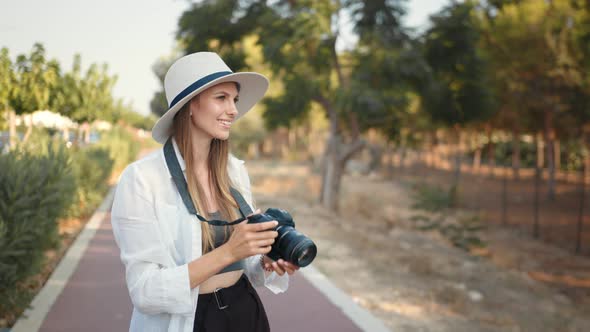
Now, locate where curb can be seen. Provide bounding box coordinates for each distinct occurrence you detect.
[300,264,392,332]
[11,187,117,332]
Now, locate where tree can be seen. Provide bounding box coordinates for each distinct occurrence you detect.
[0,48,16,147]
[479,0,590,198]
[52,54,84,140]
[7,43,60,146]
[150,56,177,117]
[421,1,496,204]
[175,0,411,211]
[69,62,117,143]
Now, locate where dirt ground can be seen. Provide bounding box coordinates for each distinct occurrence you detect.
[396,162,590,256]
[246,160,590,332]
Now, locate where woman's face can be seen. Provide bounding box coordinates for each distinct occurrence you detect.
[189,82,239,141]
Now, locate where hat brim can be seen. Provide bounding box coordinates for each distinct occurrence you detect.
[151,72,269,144]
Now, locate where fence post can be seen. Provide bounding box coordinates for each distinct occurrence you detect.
[576,161,586,254]
[502,168,508,225]
[533,167,541,239]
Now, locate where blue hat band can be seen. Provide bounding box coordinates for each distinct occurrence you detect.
[169,71,233,109]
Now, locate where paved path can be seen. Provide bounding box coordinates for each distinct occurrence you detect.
[28,197,385,331]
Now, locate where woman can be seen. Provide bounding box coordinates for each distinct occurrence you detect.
[111,52,299,332]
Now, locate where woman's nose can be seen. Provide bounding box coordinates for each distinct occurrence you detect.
[227,101,238,116]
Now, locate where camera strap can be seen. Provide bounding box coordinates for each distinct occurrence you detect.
[164,137,253,226]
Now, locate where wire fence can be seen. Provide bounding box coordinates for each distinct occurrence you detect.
[388,150,590,256]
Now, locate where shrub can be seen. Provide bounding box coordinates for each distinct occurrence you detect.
[96,125,140,173]
[411,183,454,212]
[0,144,76,316]
[410,182,485,251]
[0,125,140,322]
[67,146,114,218]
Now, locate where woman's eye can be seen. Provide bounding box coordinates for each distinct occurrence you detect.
[234,98,239,103]
[217,95,226,100]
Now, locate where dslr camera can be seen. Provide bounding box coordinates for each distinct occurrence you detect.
[247,208,317,267]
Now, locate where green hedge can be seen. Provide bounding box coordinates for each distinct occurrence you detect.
[96,126,140,173]
[0,125,140,325]
[67,146,114,218]
[0,143,76,315]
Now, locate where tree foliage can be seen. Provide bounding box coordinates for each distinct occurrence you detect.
[421,1,496,127]
[9,43,60,116]
[1,44,151,147]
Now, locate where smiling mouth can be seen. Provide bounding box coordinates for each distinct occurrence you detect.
[218,120,232,127]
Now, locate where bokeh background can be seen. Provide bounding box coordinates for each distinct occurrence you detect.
[1,1,590,331]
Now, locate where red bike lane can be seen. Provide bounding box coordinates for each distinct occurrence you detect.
[37,210,367,332]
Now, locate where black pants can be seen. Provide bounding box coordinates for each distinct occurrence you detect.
[193,275,270,332]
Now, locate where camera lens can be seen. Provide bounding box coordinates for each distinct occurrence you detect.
[275,227,317,267]
[292,240,317,267]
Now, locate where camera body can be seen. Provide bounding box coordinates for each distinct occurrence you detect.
[247,208,317,267]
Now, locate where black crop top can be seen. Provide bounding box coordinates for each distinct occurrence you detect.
[208,211,246,274]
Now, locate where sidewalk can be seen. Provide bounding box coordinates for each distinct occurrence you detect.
[13,188,390,332]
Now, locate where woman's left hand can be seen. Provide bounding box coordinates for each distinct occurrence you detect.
[262,256,299,276]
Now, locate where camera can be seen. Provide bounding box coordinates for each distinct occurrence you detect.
[247,208,317,267]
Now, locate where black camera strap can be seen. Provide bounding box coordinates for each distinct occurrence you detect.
[164,137,253,226]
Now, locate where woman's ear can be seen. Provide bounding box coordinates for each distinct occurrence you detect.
[189,96,200,115]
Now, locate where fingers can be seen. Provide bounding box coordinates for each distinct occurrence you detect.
[248,220,278,232]
[259,246,272,255]
[249,230,278,241]
[246,209,262,218]
[237,220,277,233]
[271,261,286,276]
[253,238,275,247]
[277,259,299,275]
[263,257,299,276]
[226,217,279,260]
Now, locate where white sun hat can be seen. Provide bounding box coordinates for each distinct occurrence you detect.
[151,52,269,143]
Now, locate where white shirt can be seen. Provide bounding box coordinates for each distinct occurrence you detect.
[111,138,289,332]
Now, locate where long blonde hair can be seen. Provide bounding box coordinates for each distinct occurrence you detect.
[172,101,240,253]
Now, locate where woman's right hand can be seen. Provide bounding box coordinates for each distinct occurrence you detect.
[222,210,278,262]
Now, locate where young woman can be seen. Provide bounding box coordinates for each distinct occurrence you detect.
[111,52,299,332]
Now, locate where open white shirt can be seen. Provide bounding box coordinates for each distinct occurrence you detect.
[111,138,289,332]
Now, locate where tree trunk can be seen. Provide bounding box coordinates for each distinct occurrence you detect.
[314,92,364,211]
[544,110,556,200]
[248,143,259,159]
[282,129,289,159]
[451,125,463,207]
[320,136,344,211]
[486,126,495,176]
[63,126,70,142]
[366,143,382,174]
[22,114,33,143]
[288,127,298,160]
[554,140,560,171]
[257,141,265,158]
[399,146,407,170]
[473,138,482,172]
[386,142,394,179]
[84,122,91,144]
[537,132,544,168]
[319,134,365,211]
[78,124,84,144]
[511,126,521,179]
[8,110,16,148]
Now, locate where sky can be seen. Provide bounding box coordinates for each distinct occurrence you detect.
[0,0,449,116]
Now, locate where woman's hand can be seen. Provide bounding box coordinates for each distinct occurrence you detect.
[262,256,299,276]
[222,210,278,262]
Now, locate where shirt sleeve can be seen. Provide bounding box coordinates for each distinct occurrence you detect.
[111,165,193,316]
[234,159,289,293]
